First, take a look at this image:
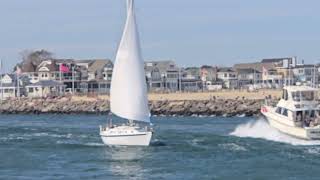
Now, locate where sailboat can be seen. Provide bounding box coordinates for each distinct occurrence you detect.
[100,0,153,146]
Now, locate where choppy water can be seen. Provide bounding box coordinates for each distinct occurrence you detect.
[1,114,320,180]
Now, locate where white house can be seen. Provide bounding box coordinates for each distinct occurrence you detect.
[0,74,25,100]
[26,80,66,98]
[217,67,238,89]
[292,64,317,85]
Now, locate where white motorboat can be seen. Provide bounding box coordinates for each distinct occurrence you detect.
[261,85,320,140]
[100,0,153,146]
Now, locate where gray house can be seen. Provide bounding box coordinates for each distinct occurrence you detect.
[236,68,262,88]
[145,60,180,92]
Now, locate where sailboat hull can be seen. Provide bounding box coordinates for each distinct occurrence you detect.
[100,125,152,146]
[101,132,152,146]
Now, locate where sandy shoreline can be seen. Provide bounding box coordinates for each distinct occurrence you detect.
[71,89,282,101]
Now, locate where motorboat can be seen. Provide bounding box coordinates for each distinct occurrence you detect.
[261,85,320,140]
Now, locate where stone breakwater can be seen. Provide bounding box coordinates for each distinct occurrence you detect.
[0,97,269,117]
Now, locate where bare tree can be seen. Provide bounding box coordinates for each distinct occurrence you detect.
[19,49,53,72]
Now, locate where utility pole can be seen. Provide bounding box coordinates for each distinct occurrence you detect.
[288,65,291,86]
[72,66,75,95]
[59,64,62,96]
[313,64,316,88]
[17,72,20,99]
[179,67,182,92]
[253,69,256,89]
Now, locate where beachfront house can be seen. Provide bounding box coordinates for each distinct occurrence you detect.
[26,80,66,98]
[19,58,114,95]
[233,59,292,89]
[0,74,17,99]
[200,66,218,89]
[145,65,163,91]
[145,60,180,92]
[79,59,113,94]
[0,74,28,99]
[217,67,238,89]
[262,68,283,88]
[292,64,318,86]
[181,67,202,91]
[236,68,262,89]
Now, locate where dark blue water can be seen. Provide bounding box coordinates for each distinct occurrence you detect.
[1,114,320,180]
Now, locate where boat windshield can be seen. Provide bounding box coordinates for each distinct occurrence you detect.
[292,91,315,101]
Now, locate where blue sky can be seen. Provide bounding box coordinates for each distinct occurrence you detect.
[0,0,320,72]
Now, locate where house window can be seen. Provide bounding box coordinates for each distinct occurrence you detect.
[29,88,34,93]
[282,109,288,116]
[276,107,282,114]
[282,90,288,100]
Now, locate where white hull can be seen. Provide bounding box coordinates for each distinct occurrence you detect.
[261,106,320,140]
[100,125,152,146]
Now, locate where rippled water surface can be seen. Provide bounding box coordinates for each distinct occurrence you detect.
[1,114,320,180]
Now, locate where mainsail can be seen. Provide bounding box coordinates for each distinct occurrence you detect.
[110,0,150,122]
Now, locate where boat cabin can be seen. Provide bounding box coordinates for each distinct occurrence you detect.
[280,86,317,106]
[275,86,320,127]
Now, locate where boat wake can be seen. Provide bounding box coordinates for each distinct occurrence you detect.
[230,118,320,146]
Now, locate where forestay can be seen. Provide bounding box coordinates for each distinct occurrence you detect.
[110,0,150,123]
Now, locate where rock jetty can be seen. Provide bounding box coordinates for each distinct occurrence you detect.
[0,97,270,117]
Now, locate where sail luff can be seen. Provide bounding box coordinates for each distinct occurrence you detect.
[110,0,150,123]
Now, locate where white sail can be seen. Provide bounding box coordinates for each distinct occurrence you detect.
[110,0,150,123]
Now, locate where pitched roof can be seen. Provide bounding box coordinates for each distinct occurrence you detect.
[145,60,178,73]
[54,59,75,64]
[88,59,112,72]
[217,67,235,72]
[234,62,275,71]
